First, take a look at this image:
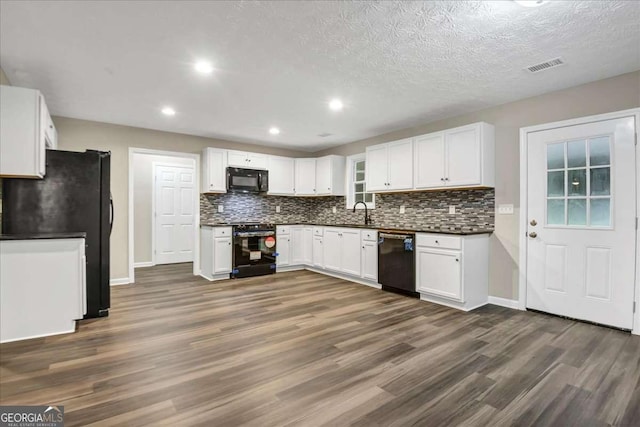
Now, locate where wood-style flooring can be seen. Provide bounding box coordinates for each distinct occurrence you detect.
[1,263,639,426]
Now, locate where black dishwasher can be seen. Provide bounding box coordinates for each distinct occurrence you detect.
[378,232,418,297]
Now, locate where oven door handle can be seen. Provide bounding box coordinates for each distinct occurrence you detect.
[235,231,276,238]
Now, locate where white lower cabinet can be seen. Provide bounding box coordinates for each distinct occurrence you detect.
[416,248,461,301]
[276,227,292,267]
[361,230,378,282]
[302,227,313,265]
[312,235,324,268]
[200,226,232,280]
[415,233,489,311]
[323,227,362,277]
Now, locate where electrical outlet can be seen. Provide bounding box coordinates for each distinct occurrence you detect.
[399,205,405,214]
[449,205,456,214]
[276,205,281,213]
[332,206,337,214]
[217,205,224,213]
[498,204,514,215]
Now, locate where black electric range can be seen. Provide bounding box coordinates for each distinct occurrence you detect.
[231,223,277,278]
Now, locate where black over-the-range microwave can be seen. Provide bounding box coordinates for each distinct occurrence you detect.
[226,167,269,193]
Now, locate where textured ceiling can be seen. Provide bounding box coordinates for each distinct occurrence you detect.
[1,1,639,151]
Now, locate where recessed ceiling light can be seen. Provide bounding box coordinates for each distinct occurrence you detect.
[269,127,280,135]
[329,99,344,111]
[161,107,176,116]
[513,0,547,7]
[194,60,214,74]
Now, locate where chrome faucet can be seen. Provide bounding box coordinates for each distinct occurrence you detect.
[352,201,372,225]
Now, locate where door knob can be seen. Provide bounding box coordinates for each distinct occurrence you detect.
[529,232,537,238]
[530,219,537,226]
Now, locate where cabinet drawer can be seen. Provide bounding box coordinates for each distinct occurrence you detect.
[277,226,290,235]
[361,230,377,242]
[214,227,232,237]
[416,234,461,250]
[313,227,323,237]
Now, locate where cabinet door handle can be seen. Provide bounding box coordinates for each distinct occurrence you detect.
[362,246,365,249]
[441,178,445,181]
[445,177,449,181]
[455,258,459,262]
[435,240,439,244]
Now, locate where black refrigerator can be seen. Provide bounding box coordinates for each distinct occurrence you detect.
[2,149,112,318]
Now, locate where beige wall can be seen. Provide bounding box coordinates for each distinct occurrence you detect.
[133,153,195,265]
[315,70,640,300]
[53,117,308,281]
[0,67,10,85]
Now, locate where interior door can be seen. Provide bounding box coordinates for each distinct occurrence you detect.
[154,164,195,265]
[526,116,636,329]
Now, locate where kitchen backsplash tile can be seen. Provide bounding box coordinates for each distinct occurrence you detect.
[311,189,494,231]
[201,193,312,224]
[201,188,494,231]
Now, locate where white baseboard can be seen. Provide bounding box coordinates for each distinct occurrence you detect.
[134,261,155,268]
[110,277,132,286]
[488,296,520,309]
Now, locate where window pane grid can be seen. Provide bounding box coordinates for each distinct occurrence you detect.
[545,136,612,228]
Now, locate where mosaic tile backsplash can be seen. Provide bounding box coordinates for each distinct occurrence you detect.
[202,188,495,232]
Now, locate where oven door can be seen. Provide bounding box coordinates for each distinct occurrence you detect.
[227,168,265,193]
[232,231,277,278]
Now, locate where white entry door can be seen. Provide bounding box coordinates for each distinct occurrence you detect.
[154,164,195,264]
[526,116,636,329]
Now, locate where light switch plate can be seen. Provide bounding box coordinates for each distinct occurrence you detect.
[276,205,281,213]
[332,206,337,214]
[217,205,224,213]
[449,205,456,214]
[498,204,514,215]
[399,205,405,214]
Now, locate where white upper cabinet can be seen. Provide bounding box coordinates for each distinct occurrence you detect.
[315,155,346,196]
[202,148,228,193]
[295,158,317,195]
[366,138,413,192]
[227,150,268,170]
[1,85,57,178]
[414,122,495,189]
[267,155,295,195]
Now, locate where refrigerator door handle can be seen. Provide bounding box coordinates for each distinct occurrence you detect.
[109,194,114,236]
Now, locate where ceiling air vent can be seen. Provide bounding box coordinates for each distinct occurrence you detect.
[318,133,332,138]
[525,57,565,73]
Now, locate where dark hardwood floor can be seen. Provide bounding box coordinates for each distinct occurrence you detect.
[1,263,639,426]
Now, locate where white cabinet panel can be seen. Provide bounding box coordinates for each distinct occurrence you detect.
[414,133,446,189]
[276,233,291,267]
[315,155,346,196]
[446,125,481,187]
[341,229,362,276]
[295,158,317,195]
[291,227,305,265]
[362,238,378,282]
[365,144,389,192]
[323,228,342,272]
[413,122,494,190]
[0,85,56,178]
[416,248,462,301]
[202,148,227,193]
[213,236,232,274]
[387,139,413,190]
[247,153,268,169]
[303,227,313,265]
[366,138,413,192]
[313,236,324,268]
[228,150,268,169]
[267,156,295,195]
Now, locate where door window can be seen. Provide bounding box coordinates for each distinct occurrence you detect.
[545,136,612,228]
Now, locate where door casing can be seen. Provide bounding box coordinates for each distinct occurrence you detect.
[518,108,640,335]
